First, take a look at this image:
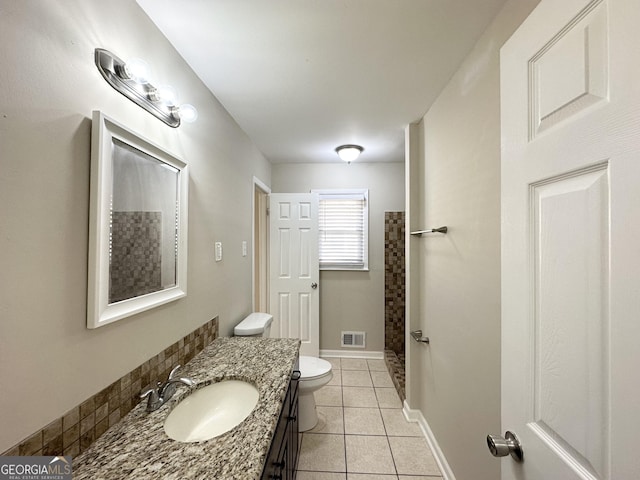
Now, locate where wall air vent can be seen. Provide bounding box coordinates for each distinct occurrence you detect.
[341,331,366,348]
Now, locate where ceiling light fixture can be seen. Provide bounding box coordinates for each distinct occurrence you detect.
[335,144,364,164]
[94,48,197,128]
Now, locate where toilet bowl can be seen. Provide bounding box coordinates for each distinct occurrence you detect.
[297,355,333,431]
[234,313,333,431]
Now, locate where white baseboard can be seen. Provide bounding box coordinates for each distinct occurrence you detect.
[319,349,384,359]
[403,400,456,480]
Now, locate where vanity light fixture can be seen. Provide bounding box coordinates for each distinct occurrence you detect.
[335,144,364,164]
[94,48,198,128]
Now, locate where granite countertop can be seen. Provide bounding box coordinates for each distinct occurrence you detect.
[73,337,300,480]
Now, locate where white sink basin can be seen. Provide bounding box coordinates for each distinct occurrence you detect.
[164,380,259,442]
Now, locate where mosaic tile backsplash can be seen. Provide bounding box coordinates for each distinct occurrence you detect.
[384,211,405,356]
[2,317,218,457]
[109,211,163,303]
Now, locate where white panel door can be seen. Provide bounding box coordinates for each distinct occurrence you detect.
[269,193,319,356]
[500,0,640,479]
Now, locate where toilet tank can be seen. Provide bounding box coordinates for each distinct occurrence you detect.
[234,312,273,337]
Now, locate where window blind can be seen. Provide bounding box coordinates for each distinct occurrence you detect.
[317,191,368,269]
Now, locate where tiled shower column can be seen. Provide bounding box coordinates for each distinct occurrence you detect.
[384,211,406,400]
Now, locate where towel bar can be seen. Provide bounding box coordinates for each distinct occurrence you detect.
[410,226,448,236]
[410,330,430,344]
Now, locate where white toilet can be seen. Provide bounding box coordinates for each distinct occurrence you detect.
[296,355,333,431]
[234,312,333,431]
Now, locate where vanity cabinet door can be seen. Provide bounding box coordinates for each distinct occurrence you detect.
[262,369,299,480]
[263,392,289,480]
[278,443,289,480]
[288,371,300,479]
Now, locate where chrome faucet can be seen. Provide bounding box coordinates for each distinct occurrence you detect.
[140,365,194,412]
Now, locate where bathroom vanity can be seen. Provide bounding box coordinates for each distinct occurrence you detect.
[261,365,300,480]
[73,337,300,479]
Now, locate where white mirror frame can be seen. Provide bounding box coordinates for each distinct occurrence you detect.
[87,111,189,329]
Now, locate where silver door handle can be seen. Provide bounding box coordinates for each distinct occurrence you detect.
[311,282,318,289]
[486,431,523,462]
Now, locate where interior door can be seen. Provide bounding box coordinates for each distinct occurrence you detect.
[500,0,640,478]
[269,193,320,357]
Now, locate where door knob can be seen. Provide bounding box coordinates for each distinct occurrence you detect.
[311,282,318,289]
[486,431,523,462]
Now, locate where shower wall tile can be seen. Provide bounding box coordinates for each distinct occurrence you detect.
[2,317,218,458]
[384,350,406,402]
[384,211,405,355]
[384,212,406,402]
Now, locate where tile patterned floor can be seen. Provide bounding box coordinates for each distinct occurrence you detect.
[296,358,443,480]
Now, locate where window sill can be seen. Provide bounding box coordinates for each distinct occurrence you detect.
[320,267,370,272]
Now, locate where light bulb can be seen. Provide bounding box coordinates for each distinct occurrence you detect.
[123,58,151,84]
[156,85,178,106]
[178,104,198,123]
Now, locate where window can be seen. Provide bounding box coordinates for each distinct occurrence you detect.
[314,189,369,271]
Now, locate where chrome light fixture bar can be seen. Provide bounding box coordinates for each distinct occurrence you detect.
[95,48,196,128]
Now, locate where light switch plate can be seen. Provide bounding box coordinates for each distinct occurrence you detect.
[215,242,223,262]
[242,241,247,257]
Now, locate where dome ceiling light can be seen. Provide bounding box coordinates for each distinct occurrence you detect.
[335,144,364,164]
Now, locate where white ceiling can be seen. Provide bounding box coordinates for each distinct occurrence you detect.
[137,0,507,164]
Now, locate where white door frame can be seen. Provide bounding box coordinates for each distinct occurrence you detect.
[252,176,270,313]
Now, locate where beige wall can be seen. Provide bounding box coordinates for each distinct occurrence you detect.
[272,162,404,353]
[0,0,270,452]
[406,1,541,479]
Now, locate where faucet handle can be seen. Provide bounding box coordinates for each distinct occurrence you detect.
[168,364,182,380]
[140,388,156,400]
[140,388,162,412]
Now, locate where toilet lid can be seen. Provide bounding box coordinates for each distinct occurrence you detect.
[298,356,332,380]
[234,312,273,336]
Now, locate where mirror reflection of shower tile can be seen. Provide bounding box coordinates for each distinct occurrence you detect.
[109,211,162,303]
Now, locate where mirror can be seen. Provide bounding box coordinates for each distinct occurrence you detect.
[88,111,188,328]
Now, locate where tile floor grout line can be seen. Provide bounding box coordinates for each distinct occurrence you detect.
[341,376,347,478]
[300,358,439,479]
[376,368,401,478]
